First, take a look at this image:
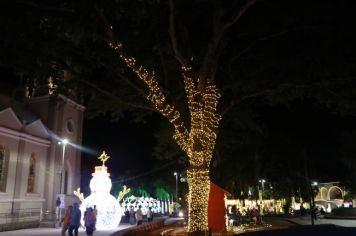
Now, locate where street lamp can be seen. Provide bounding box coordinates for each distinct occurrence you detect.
[310,181,318,224]
[258,179,266,215]
[259,179,266,192]
[174,172,178,202]
[56,138,68,222]
[58,138,69,194]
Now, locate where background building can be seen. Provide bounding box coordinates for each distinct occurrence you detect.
[0,93,84,231]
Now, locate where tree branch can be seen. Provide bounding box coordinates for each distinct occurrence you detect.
[168,0,189,67]
[116,70,148,98]
[81,48,149,99]
[221,82,321,117]
[93,8,150,99]
[109,42,190,152]
[226,29,298,75]
[153,25,170,89]
[221,89,273,117]
[11,0,75,14]
[199,0,256,89]
[74,76,155,112]
[220,0,257,33]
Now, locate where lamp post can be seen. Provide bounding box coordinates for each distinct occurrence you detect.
[174,172,178,202]
[310,181,318,225]
[258,179,266,215]
[259,179,266,193]
[58,138,68,195]
[57,138,68,222]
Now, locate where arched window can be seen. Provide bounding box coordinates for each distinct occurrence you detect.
[329,186,343,200]
[0,145,9,192]
[27,152,36,193]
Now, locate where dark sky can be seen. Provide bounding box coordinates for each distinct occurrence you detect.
[80,114,181,195]
[79,98,356,196]
[80,115,154,192]
[259,100,356,178]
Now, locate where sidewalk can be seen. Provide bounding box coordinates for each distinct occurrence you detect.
[111,216,182,236]
[0,223,134,236]
[287,216,356,227]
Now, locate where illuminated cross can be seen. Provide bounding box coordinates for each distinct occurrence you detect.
[98,151,110,166]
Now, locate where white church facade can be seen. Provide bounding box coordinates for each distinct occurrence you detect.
[0,93,84,231]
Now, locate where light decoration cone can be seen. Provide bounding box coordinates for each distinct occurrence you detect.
[109,42,221,233]
[80,151,122,229]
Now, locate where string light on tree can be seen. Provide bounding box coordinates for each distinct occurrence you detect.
[109,41,221,233]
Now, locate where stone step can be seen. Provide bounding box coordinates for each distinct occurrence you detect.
[39,220,57,228]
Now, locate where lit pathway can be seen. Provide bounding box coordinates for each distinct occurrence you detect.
[0,223,134,236]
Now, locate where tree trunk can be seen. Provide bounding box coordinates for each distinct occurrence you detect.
[187,167,210,235]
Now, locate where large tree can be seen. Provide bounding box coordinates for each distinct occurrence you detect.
[105,0,256,233]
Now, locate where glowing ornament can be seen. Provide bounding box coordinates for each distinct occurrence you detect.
[80,151,121,229]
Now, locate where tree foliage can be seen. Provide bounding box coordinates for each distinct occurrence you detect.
[2,0,356,212]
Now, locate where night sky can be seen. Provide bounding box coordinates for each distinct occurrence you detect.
[80,115,153,193]
[79,98,356,196]
[80,114,181,195]
[259,100,356,177]
[1,0,356,198]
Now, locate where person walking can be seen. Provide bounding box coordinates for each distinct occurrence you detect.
[92,205,98,231]
[135,205,143,225]
[129,207,136,225]
[93,205,98,218]
[60,205,72,236]
[84,207,96,236]
[147,207,153,222]
[68,202,81,236]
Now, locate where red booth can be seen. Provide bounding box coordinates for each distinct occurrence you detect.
[208,182,230,233]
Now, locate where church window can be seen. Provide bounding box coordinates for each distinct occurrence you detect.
[27,152,36,193]
[66,119,75,133]
[0,145,9,192]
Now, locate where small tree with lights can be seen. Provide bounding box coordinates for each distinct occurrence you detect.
[108,1,256,234]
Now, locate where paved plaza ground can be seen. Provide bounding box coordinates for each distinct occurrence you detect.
[0,217,179,236]
[286,216,356,227]
[0,217,355,236]
[0,223,134,236]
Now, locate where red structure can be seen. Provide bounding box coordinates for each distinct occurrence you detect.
[208,182,230,233]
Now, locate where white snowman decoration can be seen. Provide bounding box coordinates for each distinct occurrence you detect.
[80,151,121,229]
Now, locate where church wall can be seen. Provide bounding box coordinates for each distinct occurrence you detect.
[42,142,57,217]
[0,94,85,229]
[0,131,20,225]
[54,96,84,199]
[0,130,20,199]
[21,141,47,199]
[0,126,49,227]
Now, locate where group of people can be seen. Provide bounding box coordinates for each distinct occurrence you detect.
[228,205,263,226]
[60,202,97,236]
[126,205,153,225]
[300,204,326,220]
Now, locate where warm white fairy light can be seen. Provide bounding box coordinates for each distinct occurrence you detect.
[80,192,121,229]
[109,41,221,233]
